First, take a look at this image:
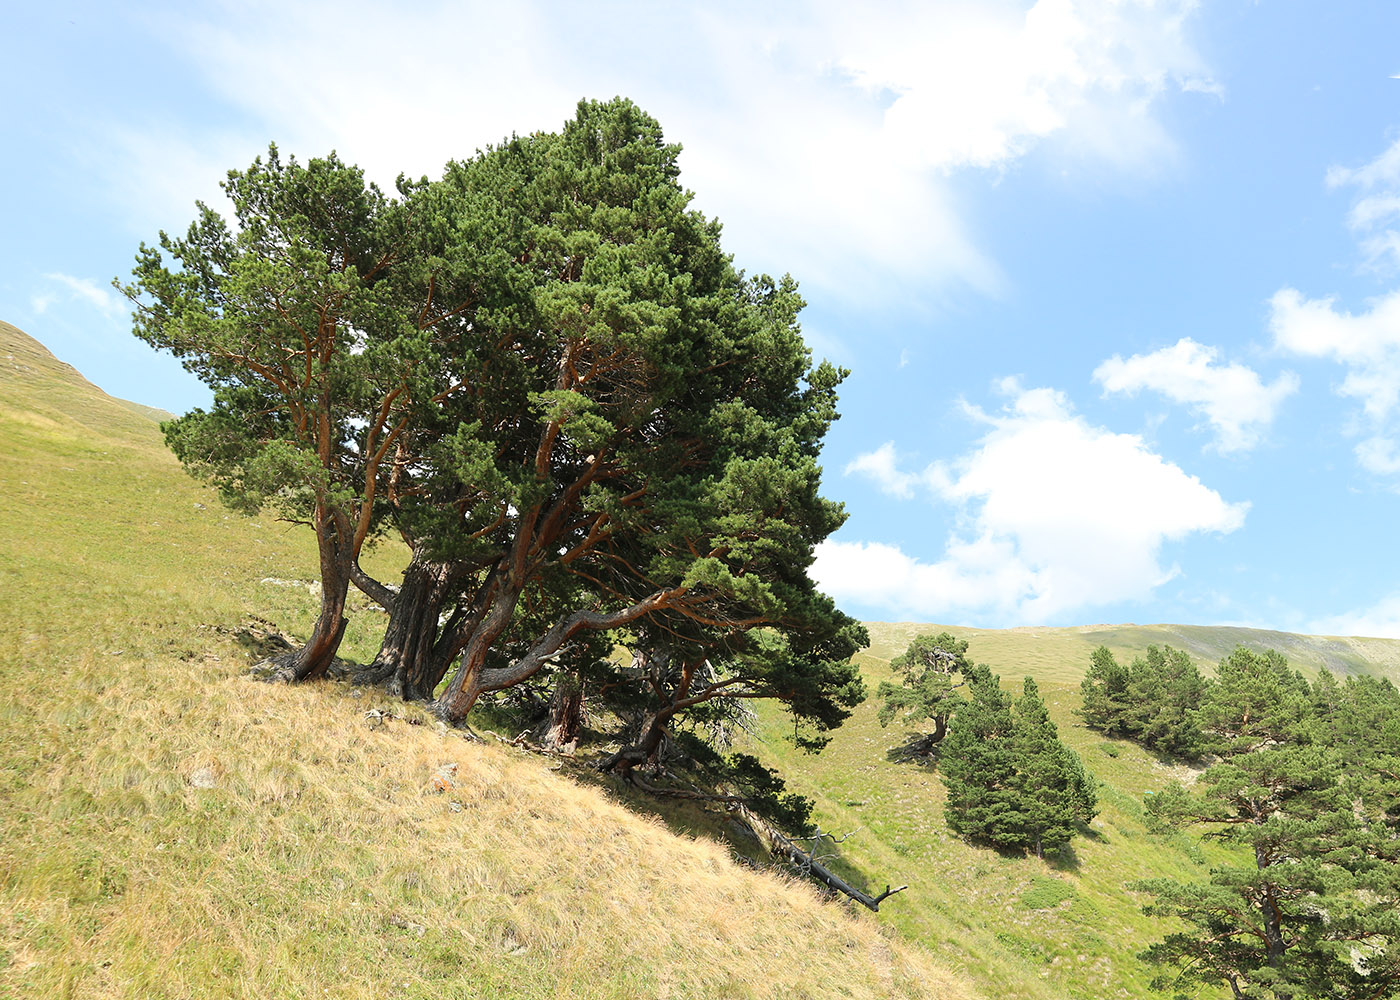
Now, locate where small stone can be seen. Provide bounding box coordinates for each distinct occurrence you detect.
[428,762,459,792]
[189,767,217,789]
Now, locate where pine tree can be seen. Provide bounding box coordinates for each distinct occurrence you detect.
[1013,677,1098,858]
[1079,644,1208,757]
[1135,649,1400,1000]
[939,665,1023,848]
[941,669,1097,855]
[876,631,972,754]
[1079,645,1132,734]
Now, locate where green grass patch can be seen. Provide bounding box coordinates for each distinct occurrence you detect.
[1020,876,1076,911]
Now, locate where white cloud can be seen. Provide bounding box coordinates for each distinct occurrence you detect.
[820,381,1247,623]
[1312,592,1400,639]
[1328,135,1400,270]
[102,0,1210,308]
[1269,286,1400,474]
[40,273,124,319]
[1093,337,1298,453]
[845,441,920,499]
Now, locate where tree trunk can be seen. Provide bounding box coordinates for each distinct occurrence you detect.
[352,551,456,700]
[432,580,523,723]
[598,707,674,773]
[266,505,352,683]
[732,803,907,912]
[538,674,585,753]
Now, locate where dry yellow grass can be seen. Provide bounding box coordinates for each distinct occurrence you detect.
[0,321,974,1000]
[0,645,972,1000]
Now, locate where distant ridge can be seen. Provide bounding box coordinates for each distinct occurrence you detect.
[862,620,1400,684]
[0,319,172,427]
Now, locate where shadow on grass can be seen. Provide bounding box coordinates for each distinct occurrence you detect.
[1046,841,1084,873]
[484,729,903,909]
[883,731,943,768]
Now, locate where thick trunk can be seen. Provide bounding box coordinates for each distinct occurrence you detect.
[352,552,456,700]
[267,506,352,683]
[432,580,522,723]
[1254,843,1288,972]
[538,674,585,753]
[598,707,674,773]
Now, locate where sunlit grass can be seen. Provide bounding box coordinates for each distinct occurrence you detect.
[0,322,968,1000]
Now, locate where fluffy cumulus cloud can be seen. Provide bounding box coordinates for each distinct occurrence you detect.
[1269,287,1400,474]
[107,0,1210,303]
[1093,338,1298,453]
[819,381,1247,623]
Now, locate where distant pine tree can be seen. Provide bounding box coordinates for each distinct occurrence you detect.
[941,669,1097,856]
[1079,644,1208,758]
[1136,648,1400,1000]
[1013,677,1098,858]
[876,632,973,755]
[939,665,1023,848]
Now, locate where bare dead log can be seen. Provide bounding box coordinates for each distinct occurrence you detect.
[731,803,908,912]
[610,770,908,912]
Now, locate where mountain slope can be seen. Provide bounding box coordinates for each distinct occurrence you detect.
[0,322,969,999]
[862,620,1400,686]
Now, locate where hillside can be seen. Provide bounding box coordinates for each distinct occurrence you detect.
[0,322,969,1000]
[862,621,1400,685]
[6,321,1397,1000]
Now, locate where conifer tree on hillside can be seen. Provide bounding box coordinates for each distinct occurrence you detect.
[941,667,1097,855]
[1135,649,1400,1000]
[940,665,1021,847]
[876,631,973,756]
[1013,677,1097,858]
[1079,644,1209,758]
[123,100,868,744]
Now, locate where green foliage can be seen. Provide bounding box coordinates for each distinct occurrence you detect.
[1079,644,1208,758]
[877,631,971,744]
[1013,678,1098,857]
[1135,648,1400,999]
[672,732,816,835]
[941,669,1097,855]
[1194,647,1312,757]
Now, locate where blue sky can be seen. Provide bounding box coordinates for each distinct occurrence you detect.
[6,1,1400,634]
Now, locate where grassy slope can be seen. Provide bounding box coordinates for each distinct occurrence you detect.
[735,620,1400,1000]
[0,322,968,1000]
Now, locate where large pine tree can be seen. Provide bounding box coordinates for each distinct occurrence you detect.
[1135,649,1400,1000]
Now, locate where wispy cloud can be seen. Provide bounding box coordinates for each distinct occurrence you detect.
[39,273,124,319]
[1094,337,1298,453]
[1270,287,1400,475]
[1312,591,1400,639]
[99,0,1211,312]
[1327,134,1400,270]
[822,379,1246,623]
